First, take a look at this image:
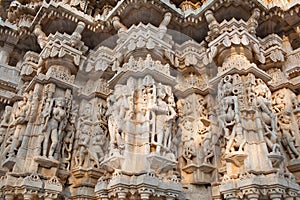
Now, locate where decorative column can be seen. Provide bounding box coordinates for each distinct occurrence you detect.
[70,78,109,200]
[96,13,183,199]
[97,194,109,200]
[0,43,14,65]
[23,193,34,200]
[242,188,260,200]
[117,192,127,199]
[140,193,150,200]
[4,193,15,200]
[268,188,284,200]
[204,7,300,200]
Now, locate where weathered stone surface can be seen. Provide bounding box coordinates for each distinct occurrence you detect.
[0,0,300,199]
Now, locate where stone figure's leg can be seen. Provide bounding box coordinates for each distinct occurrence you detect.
[49,129,58,158]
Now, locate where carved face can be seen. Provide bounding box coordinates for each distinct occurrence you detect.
[280,114,291,124]
[197,96,205,106]
[23,92,29,101]
[56,98,66,108]
[157,87,166,99]
[18,100,26,109]
[223,83,233,96]
[168,95,175,106]
[248,93,256,105]
[69,113,76,123]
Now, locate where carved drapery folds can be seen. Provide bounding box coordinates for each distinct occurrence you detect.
[1,0,300,200]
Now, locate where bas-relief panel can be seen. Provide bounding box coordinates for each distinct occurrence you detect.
[0,0,299,199]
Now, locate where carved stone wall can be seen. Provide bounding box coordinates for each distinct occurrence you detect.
[0,0,300,199]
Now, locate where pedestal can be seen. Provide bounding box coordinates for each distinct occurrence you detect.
[34,156,60,168]
[101,154,124,172]
[268,152,284,168]
[147,153,176,173]
[182,163,198,174]
[33,156,60,177]
[225,152,247,167]
[287,158,300,184]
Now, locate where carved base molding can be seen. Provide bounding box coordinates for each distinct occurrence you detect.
[216,171,299,199]
[95,171,183,200]
[0,0,300,199]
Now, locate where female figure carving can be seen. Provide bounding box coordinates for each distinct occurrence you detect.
[42,98,66,159]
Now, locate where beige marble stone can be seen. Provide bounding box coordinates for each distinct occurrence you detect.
[0,0,299,199]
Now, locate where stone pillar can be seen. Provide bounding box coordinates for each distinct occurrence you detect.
[140,192,150,199]
[243,188,260,200]
[98,193,109,200]
[117,192,127,199]
[269,192,282,200]
[5,193,15,200]
[270,194,282,200]
[0,44,14,64]
[269,194,282,200]
[247,194,259,200]
[223,192,240,200]
[269,188,283,200]
[23,193,34,200]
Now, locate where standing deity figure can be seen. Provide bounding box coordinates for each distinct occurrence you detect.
[42,98,66,159]
[106,93,124,153]
[201,130,214,164]
[272,92,286,113]
[33,25,47,49]
[0,106,12,146]
[96,102,106,123]
[164,95,177,150]
[225,122,246,154]
[8,93,30,157]
[90,126,106,166]
[278,113,300,160]
[75,124,90,167]
[254,79,277,151]
[218,75,239,137]
[247,8,260,34]
[151,85,176,154]
[180,119,196,165]
[119,78,136,120]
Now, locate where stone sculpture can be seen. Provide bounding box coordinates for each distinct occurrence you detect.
[0,0,299,199]
[8,93,30,157]
[42,98,67,159]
